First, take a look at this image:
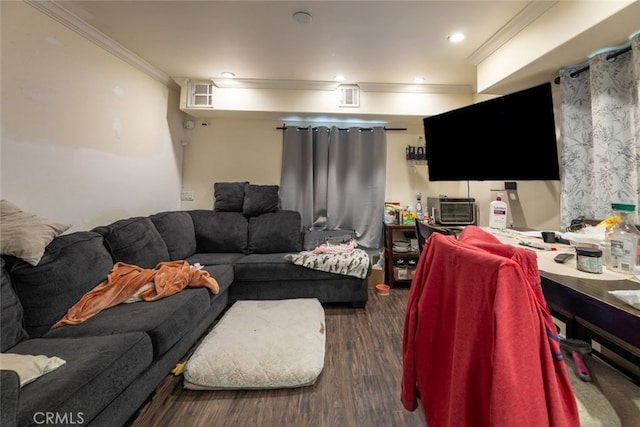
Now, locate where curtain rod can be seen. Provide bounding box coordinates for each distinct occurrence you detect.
[554,45,632,84]
[276,125,407,131]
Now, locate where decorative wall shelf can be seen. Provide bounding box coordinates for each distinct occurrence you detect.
[405,145,426,161]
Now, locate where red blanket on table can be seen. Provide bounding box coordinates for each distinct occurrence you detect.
[52,260,219,329]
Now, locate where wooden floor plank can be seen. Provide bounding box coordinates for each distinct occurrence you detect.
[128,288,425,427]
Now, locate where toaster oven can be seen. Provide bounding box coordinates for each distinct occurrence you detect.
[426,197,477,225]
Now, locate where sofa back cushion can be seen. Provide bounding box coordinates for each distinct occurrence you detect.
[10,232,114,337]
[189,210,248,253]
[93,217,169,269]
[149,211,197,260]
[1,258,29,351]
[248,210,303,254]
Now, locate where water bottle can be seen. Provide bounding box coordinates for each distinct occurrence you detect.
[607,203,640,275]
[415,193,423,214]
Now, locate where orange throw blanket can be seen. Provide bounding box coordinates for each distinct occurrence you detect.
[52,260,219,329]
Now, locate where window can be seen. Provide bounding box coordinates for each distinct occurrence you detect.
[188,82,213,108]
[337,85,360,108]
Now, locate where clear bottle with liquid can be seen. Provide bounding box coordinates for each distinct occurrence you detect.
[607,203,640,276]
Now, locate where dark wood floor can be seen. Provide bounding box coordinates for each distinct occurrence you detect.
[128,287,425,427]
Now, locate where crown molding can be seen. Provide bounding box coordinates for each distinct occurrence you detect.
[172,77,190,87]
[467,1,558,66]
[25,0,174,88]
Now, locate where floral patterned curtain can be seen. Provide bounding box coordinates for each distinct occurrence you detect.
[559,32,640,228]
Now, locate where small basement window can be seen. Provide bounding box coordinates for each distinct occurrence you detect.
[338,85,360,108]
[188,82,214,108]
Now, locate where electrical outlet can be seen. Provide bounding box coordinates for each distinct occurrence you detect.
[181,191,194,202]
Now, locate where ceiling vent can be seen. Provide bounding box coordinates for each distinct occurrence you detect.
[338,85,360,108]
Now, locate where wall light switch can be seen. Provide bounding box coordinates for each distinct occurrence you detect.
[181,191,194,202]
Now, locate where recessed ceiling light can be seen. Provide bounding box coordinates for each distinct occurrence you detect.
[413,77,426,84]
[221,72,235,78]
[334,74,346,82]
[448,32,465,43]
[293,11,312,24]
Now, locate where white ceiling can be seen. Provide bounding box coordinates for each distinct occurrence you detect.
[47,0,639,127]
[64,0,534,90]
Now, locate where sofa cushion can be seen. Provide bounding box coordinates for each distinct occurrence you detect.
[214,181,248,212]
[149,211,197,260]
[10,333,152,427]
[0,370,19,427]
[44,288,211,359]
[186,252,246,267]
[248,210,302,254]
[0,200,71,266]
[234,253,347,282]
[10,232,114,338]
[1,258,28,351]
[189,210,248,253]
[198,264,235,296]
[243,184,280,217]
[93,217,170,269]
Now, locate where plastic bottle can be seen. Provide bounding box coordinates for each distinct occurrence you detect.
[489,193,508,229]
[607,203,640,275]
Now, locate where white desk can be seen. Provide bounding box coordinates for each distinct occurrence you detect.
[486,227,640,379]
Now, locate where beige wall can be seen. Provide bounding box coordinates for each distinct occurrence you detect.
[380,131,561,230]
[184,119,562,232]
[1,2,185,230]
[1,1,562,236]
[180,118,283,210]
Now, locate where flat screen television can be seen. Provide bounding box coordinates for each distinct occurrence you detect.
[423,82,560,181]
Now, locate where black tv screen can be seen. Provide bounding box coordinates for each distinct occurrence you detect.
[423,82,560,181]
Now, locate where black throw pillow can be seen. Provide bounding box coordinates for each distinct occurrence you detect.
[243,184,280,217]
[214,182,249,212]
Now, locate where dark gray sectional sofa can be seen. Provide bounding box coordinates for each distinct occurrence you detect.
[0,186,368,427]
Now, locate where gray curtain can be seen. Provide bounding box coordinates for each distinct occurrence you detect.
[280,126,387,248]
[559,32,640,227]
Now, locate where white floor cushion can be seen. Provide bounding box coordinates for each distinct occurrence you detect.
[184,298,326,390]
